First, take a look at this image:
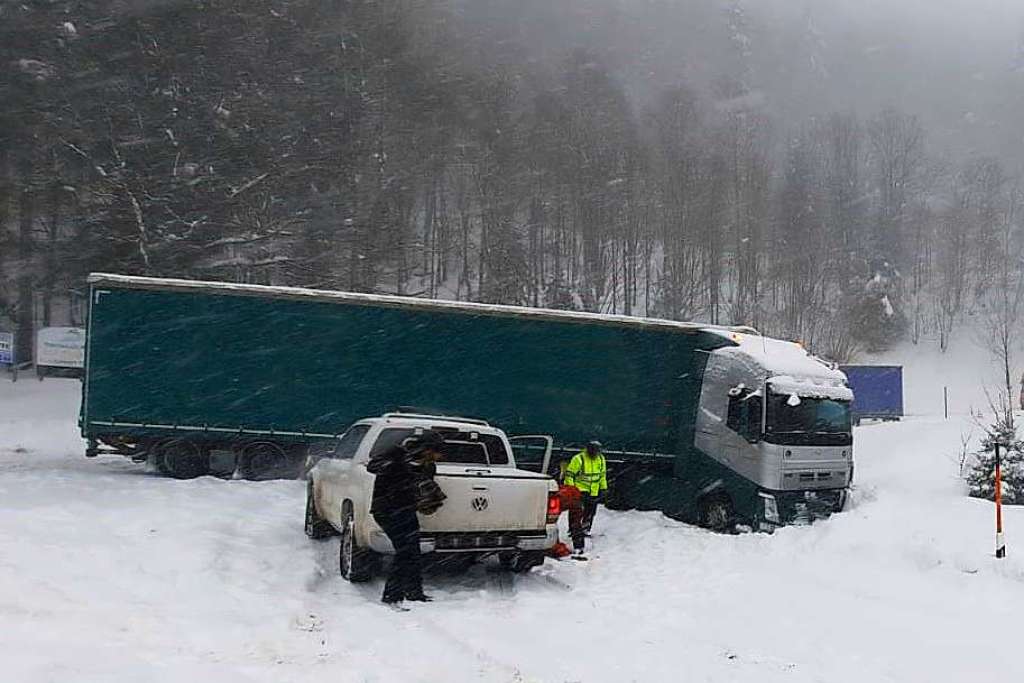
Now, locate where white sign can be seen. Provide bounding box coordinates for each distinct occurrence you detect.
[36,327,86,369]
[0,332,12,365]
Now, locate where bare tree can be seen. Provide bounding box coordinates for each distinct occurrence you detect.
[975,183,1024,427]
[867,108,925,268]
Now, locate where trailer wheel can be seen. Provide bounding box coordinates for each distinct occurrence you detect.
[305,482,335,540]
[700,495,736,533]
[239,442,288,480]
[159,440,209,479]
[339,505,375,582]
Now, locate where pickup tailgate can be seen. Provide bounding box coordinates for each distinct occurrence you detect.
[424,465,551,532]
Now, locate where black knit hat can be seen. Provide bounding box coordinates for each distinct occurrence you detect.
[407,429,445,453]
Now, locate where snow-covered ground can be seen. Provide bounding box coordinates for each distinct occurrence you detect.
[2,373,1022,682]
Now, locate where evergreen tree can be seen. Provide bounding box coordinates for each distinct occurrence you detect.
[846,260,908,353]
[967,411,1024,505]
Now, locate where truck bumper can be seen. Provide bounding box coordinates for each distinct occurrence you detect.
[764,488,847,527]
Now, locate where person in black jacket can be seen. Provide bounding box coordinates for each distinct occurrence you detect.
[368,430,445,605]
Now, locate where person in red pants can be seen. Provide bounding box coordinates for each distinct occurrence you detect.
[563,440,608,556]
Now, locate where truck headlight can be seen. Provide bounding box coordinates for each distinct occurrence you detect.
[760,493,780,524]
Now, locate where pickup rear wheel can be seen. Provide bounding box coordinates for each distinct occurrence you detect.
[500,551,545,573]
[430,554,476,574]
[305,483,335,540]
[339,506,375,582]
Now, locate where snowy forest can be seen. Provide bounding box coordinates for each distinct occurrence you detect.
[2,0,1024,363]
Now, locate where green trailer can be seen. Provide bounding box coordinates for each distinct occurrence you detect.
[81,274,854,528]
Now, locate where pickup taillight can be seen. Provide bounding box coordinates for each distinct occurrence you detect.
[546,490,561,523]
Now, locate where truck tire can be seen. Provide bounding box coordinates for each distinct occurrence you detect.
[159,440,209,479]
[603,469,635,510]
[500,550,545,573]
[339,505,375,582]
[305,483,335,540]
[239,442,288,480]
[700,495,736,533]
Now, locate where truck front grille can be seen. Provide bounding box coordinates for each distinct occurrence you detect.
[783,470,848,490]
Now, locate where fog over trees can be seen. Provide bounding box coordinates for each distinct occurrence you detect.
[2,0,1023,361]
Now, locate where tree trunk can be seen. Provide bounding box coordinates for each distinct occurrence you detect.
[16,156,34,366]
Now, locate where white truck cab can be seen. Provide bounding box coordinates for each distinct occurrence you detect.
[305,413,560,580]
[693,333,854,528]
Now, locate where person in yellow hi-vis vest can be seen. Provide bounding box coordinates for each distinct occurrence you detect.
[563,440,607,556]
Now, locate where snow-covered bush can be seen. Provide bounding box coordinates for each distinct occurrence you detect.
[967,412,1024,504]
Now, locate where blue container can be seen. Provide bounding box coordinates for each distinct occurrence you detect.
[840,365,903,423]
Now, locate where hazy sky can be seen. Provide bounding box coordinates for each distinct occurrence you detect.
[749,0,1024,165]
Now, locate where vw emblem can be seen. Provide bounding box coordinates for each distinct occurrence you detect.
[471,496,489,512]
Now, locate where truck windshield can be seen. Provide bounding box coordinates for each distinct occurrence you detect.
[765,395,852,446]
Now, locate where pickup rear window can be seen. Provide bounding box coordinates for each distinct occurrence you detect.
[370,428,510,466]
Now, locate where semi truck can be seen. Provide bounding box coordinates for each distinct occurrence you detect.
[81,273,854,529]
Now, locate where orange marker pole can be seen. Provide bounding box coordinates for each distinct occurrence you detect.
[996,442,1006,559]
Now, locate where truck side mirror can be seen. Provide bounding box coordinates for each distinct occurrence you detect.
[728,390,762,443]
[745,396,763,444]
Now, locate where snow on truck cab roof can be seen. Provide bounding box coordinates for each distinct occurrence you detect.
[86,273,758,336]
[707,331,853,402]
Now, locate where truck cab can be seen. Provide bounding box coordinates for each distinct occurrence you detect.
[305,413,560,580]
[689,334,854,530]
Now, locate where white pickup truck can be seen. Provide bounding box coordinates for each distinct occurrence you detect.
[304,412,560,581]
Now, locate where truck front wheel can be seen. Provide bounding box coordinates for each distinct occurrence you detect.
[339,506,376,582]
[700,495,736,533]
[159,440,209,479]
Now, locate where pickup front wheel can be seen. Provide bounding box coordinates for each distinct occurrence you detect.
[339,507,376,582]
[304,483,334,540]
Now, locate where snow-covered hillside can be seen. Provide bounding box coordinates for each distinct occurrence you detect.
[1,376,1021,682]
[865,334,1005,418]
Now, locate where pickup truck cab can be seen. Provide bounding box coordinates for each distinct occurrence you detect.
[305,412,560,581]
